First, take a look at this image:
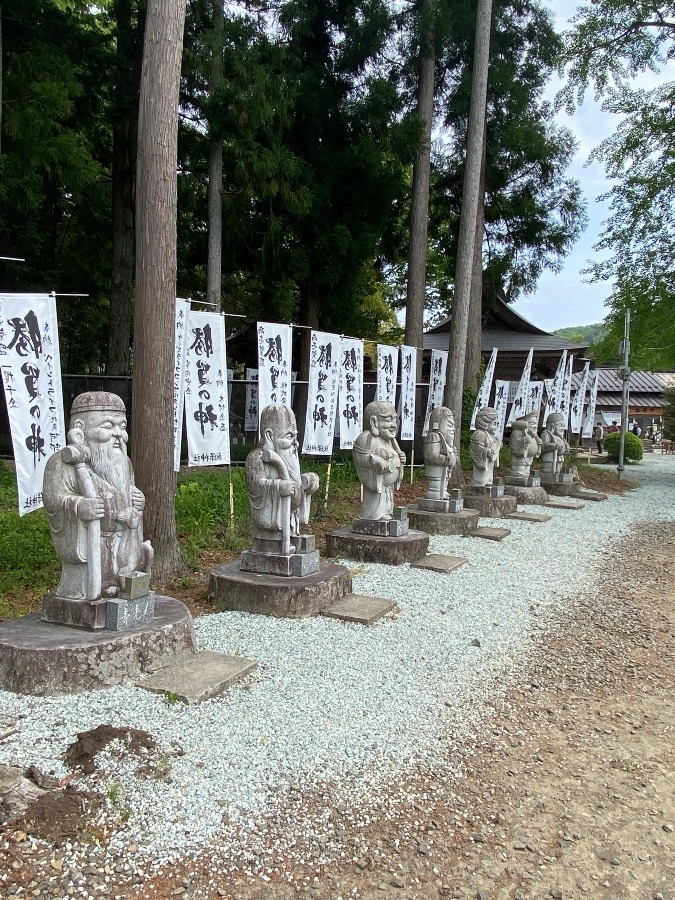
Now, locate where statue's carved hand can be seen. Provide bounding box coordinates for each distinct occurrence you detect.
[278,479,297,498]
[79,497,104,522]
[302,473,319,493]
[398,451,406,465]
[131,487,145,511]
[372,456,388,474]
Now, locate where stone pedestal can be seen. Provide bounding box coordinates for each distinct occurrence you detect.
[540,471,574,485]
[0,597,197,696]
[462,490,517,518]
[503,484,550,505]
[41,595,108,630]
[543,480,581,497]
[326,527,429,565]
[208,560,351,618]
[407,504,479,535]
[240,548,320,577]
[505,474,541,488]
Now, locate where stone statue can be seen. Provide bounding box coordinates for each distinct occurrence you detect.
[423,406,457,501]
[352,400,405,520]
[508,412,542,480]
[470,407,501,488]
[245,404,319,555]
[43,392,153,601]
[540,412,570,476]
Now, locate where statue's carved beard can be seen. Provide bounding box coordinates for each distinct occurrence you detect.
[278,445,302,485]
[89,442,130,493]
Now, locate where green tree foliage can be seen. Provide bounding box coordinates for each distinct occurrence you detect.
[603,430,644,462]
[553,323,607,344]
[663,386,675,440]
[559,0,675,369]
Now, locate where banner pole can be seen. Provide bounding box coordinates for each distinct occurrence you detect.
[324,459,332,510]
[228,464,235,529]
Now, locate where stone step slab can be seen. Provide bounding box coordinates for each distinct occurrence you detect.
[544,500,585,510]
[137,650,257,704]
[411,554,469,575]
[504,511,553,523]
[468,526,511,542]
[322,594,397,625]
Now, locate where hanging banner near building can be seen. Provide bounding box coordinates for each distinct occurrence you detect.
[493,378,510,440]
[422,348,448,436]
[582,369,600,438]
[507,348,534,427]
[338,338,363,450]
[544,352,567,421]
[0,293,66,515]
[244,368,259,432]
[399,346,417,441]
[173,298,190,472]
[257,322,292,416]
[471,347,498,429]
[302,331,341,455]
[376,344,398,404]
[184,310,230,466]
[569,360,590,434]
[525,381,544,421]
[559,353,574,426]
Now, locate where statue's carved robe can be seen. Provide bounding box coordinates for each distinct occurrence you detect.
[540,429,570,474]
[509,427,541,478]
[43,451,150,599]
[353,432,404,520]
[423,430,456,500]
[245,448,305,542]
[470,429,500,487]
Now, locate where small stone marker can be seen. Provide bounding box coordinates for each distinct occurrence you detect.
[505,511,552,523]
[137,650,257,704]
[469,526,511,542]
[544,500,585,510]
[411,554,468,574]
[573,489,608,501]
[322,594,397,626]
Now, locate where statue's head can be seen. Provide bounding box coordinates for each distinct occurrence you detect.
[69,392,129,488]
[430,406,455,445]
[545,412,565,436]
[364,400,398,440]
[515,412,539,436]
[475,407,498,435]
[260,404,298,453]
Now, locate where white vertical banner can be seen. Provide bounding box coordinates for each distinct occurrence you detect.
[559,353,574,426]
[338,338,363,450]
[399,346,417,441]
[493,379,510,440]
[244,368,259,432]
[471,346,498,429]
[257,322,292,416]
[0,293,66,515]
[302,331,341,455]
[544,352,567,421]
[525,381,544,420]
[423,349,448,436]
[173,298,190,472]
[582,369,600,438]
[507,348,533,427]
[184,311,230,466]
[376,344,398,404]
[569,361,590,434]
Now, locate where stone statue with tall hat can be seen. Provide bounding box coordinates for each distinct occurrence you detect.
[540,412,571,481]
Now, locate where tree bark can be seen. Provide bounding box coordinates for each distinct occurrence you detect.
[206,0,224,312]
[405,0,435,381]
[131,0,187,581]
[443,0,492,427]
[463,134,487,392]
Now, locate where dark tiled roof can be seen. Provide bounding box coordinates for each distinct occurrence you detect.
[572,368,675,392]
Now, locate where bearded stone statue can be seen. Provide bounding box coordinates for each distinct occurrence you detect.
[43,392,153,602]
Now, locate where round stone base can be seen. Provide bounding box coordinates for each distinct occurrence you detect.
[326,527,429,565]
[208,560,352,618]
[0,597,197,696]
[462,493,518,518]
[407,505,480,535]
[542,481,582,497]
[503,485,550,505]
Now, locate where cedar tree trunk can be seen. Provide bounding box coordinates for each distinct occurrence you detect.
[206,0,224,311]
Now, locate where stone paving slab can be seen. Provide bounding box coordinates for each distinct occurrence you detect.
[411,554,468,575]
[322,594,397,625]
[468,526,511,542]
[504,511,553,523]
[544,500,585,510]
[573,489,608,501]
[137,650,257,704]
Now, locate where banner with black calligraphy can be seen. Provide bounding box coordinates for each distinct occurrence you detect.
[582,369,600,439]
[257,322,292,418]
[422,348,448,436]
[0,293,66,515]
[569,360,590,434]
[302,331,341,455]
[184,311,230,466]
[376,344,398,404]
[559,354,574,427]
[399,346,417,441]
[507,348,533,426]
[244,368,259,432]
[493,379,510,440]
[338,338,363,450]
[544,351,567,422]
[525,381,544,420]
[471,346,498,429]
[173,298,190,472]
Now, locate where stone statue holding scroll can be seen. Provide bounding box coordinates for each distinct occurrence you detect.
[423,406,457,501]
[245,404,319,554]
[540,412,570,476]
[352,400,406,520]
[508,412,542,480]
[43,392,153,601]
[470,407,501,488]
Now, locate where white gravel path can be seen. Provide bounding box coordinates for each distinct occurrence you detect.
[1,453,674,872]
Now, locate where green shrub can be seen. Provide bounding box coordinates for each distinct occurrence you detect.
[604,430,643,462]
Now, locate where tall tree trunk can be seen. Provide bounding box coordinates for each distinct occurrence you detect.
[463,134,487,392]
[0,5,3,157]
[443,0,492,427]
[206,0,224,311]
[131,0,187,581]
[405,0,435,381]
